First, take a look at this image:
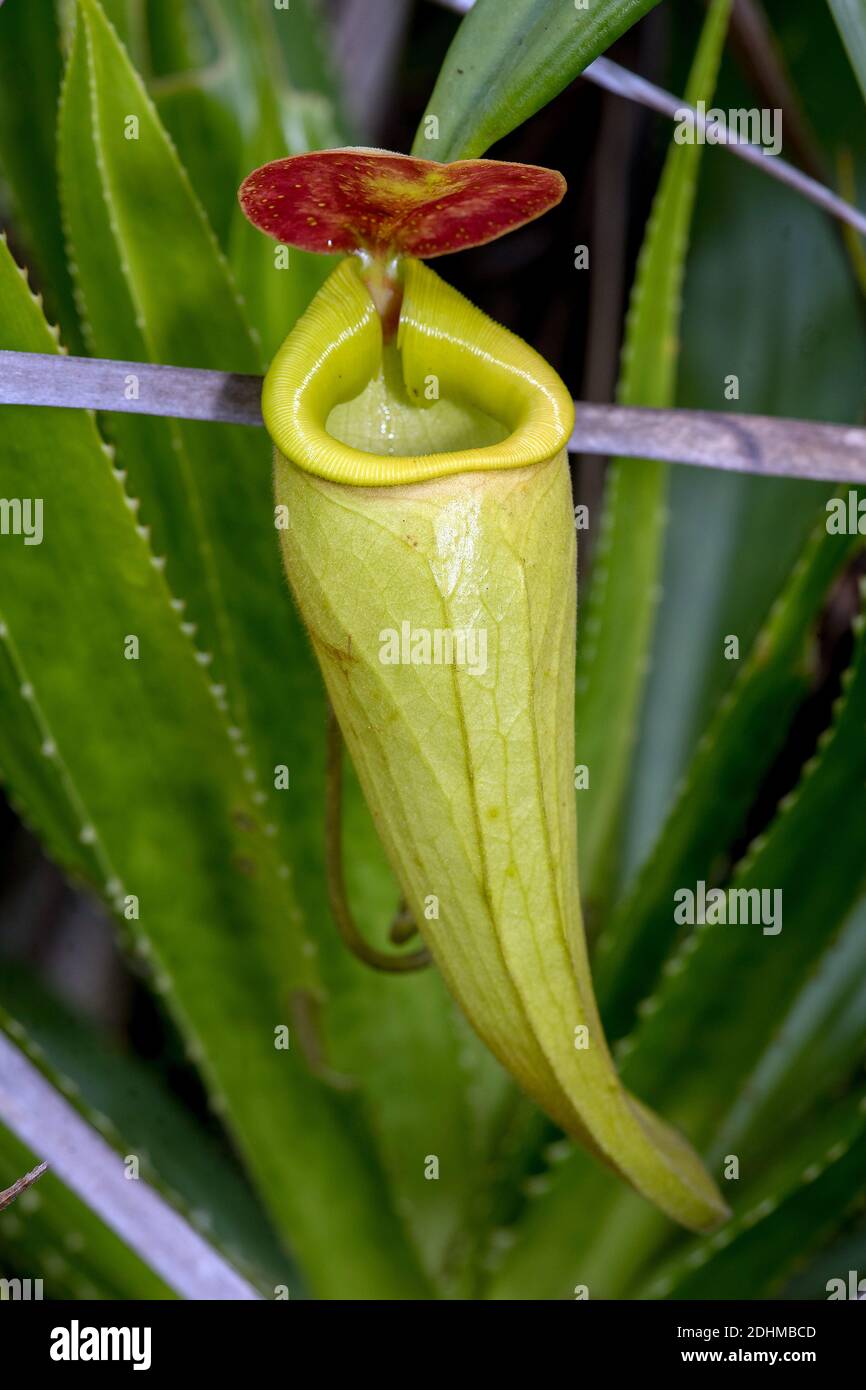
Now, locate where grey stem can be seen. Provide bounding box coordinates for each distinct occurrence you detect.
[567,402,866,485]
[2,349,865,484]
[0,1032,261,1301]
[0,349,263,427]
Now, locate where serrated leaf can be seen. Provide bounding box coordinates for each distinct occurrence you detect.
[0,232,430,1299]
[575,0,733,913]
[619,600,866,1146]
[595,516,860,1040]
[59,0,330,952]
[0,0,82,348]
[712,893,866,1171]
[636,1092,866,1299]
[90,0,140,56]
[484,1152,624,1300]
[778,1209,866,1299]
[622,102,866,882]
[412,0,663,161]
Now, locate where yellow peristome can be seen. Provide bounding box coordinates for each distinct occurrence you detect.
[267,257,728,1234]
[262,256,574,486]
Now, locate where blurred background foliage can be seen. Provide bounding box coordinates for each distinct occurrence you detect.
[0,0,865,1300]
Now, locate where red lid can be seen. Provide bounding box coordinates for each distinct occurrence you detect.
[238,148,566,260]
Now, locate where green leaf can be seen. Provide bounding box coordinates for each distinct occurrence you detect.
[0,232,430,1299]
[574,0,733,913]
[150,90,243,250]
[0,1125,173,1300]
[777,1210,866,1299]
[621,96,866,883]
[0,0,82,348]
[0,963,298,1295]
[827,0,866,104]
[145,0,197,74]
[412,0,663,161]
[87,0,142,58]
[636,1091,866,1299]
[620,597,866,1147]
[484,1148,625,1300]
[595,516,860,1040]
[59,0,330,951]
[712,894,866,1172]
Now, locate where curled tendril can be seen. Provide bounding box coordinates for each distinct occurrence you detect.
[325,705,430,975]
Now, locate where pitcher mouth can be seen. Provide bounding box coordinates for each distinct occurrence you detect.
[261,256,575,487]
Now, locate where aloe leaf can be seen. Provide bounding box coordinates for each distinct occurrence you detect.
[778,1210,866,1299]
[620,597,866,1146]
[88,0,142,57]
[150,89,243,251]
[412,0,663,161]
[484,1147,620,1299]
[595,516,860,1039]
[711,894,866,1171]
[635,1091,866,1299]
[0,0,81,348]
[827,0,866,103]
[0,233,430,1298]
[0,1125,172,1299]
[59,0,330,947]
[575,0,733,913]
[622,120,866,882]
[0,963,299,1295]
